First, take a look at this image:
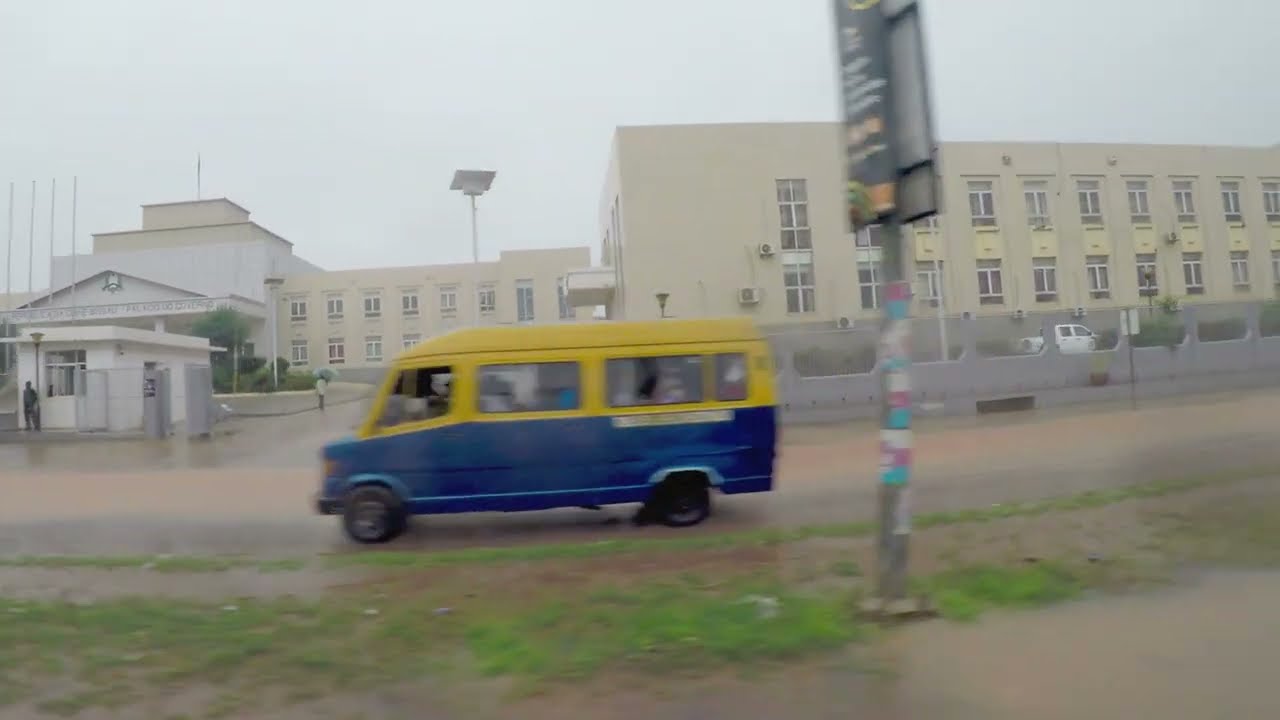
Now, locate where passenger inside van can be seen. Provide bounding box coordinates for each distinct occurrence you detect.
[656,365,687,404]
[478,373,516,412]
[380,367,451,426]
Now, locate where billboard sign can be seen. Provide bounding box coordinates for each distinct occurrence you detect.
[834,0,939,228]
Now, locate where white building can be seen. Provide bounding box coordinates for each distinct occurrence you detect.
[0,198,595,382]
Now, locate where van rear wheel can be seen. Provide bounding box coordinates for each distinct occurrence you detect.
[342,486,406,544]
[654,475,711,528]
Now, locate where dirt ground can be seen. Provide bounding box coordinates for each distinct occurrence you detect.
[4,474,1273,719]
[1,387,1279,557]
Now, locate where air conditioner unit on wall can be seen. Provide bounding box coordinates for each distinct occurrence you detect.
[1012,309,1026,320]
[836,316,852,329]
[738,287,761,305]
[757,242,775,258]
[1073,307,1087,318]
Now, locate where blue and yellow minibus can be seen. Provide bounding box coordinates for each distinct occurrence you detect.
[315,317,778,543]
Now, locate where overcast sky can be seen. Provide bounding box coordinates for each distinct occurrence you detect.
[1,0,1276,292]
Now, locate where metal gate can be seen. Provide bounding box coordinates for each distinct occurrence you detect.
[75,368,110,432]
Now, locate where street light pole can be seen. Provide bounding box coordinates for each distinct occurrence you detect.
[264,277,284,390]
[450,170,496,328]
[30,331,44,429]
[833,0,939,615]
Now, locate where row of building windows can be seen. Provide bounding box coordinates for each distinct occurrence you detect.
[291,333,426,366]
[965,177,1280,230]
[287,278,574,325]
[773,178,1280,315]
[956,251,1280,306]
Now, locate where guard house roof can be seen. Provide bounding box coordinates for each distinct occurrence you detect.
[1,325,225,352]
[397,317,763,361]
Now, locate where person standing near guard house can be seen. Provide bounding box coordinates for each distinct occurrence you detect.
[22,380,40,431]
[316,375,327,411]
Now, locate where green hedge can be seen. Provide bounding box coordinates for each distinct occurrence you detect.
[212,358,316,394]
[1196,317,1247,342]
[1132,315,1186,348]
[1261,302,1280,338]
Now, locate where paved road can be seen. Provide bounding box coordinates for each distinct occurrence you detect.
[1,389,1277,556]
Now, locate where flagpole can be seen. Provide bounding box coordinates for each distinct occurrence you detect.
[27,180,35,294]
[70,176,78,318]
[197,154,202,200]
[48,179,56,300]
[4,182,12,374]
[5,182,12,308]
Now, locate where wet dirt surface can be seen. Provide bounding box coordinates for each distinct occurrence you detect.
[2,388,1280,557]
[491,571,1280,720]
[1,468,1277,718]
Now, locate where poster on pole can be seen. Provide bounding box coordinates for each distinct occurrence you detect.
[833,0,940,228]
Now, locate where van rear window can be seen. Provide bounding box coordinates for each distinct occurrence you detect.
[607,356,703,407]
[715,353,749,401]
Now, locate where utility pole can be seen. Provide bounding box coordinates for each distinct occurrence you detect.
[833,0,939,614]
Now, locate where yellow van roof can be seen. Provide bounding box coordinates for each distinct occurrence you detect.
[397,317,763,360]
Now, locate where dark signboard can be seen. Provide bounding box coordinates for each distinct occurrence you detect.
[833,0,939,228]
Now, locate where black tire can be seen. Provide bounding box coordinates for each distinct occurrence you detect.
[342,485,407,544]
[653,475,711,528]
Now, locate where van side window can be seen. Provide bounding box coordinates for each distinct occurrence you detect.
[379,366,452,427]
[478,362,580,413]
[715,353,749,401]
[607,356,703,407]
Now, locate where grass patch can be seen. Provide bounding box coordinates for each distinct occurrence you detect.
[465,581,863,680]
[0,555,1109,714]
[0,573,863,713]
[915,562,1084,621]
[0,555,307,573]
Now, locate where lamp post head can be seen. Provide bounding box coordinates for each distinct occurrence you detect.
[29,331,44,345]
[654,291,670,318]
[450,170,497,197]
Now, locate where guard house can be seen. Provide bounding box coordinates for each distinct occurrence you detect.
[2,326,221,432]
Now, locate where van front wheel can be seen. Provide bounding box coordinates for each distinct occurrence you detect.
[342,486,406,544]
[654,475,711,528]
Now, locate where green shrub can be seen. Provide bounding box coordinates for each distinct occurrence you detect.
[1196,317,1247,342]
[281,372,317,391]
[976,338,1018,357]
[1261,302,1280,338]
[1132,315,1185,348]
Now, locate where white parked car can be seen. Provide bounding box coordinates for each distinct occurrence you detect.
[1019,324,1098,355]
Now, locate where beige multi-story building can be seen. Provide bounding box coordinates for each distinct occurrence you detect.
[1,198,592,374]
[569,122,1280,327]
[277,248,589,372]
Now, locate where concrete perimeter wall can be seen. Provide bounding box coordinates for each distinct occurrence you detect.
[773,301,1280,423]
